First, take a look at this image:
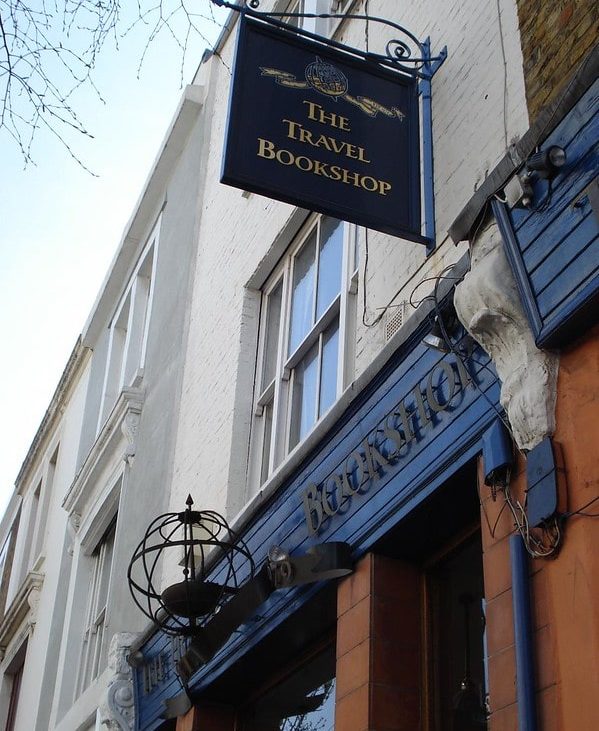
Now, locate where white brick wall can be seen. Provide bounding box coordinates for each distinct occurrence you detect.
[170,0,529,519]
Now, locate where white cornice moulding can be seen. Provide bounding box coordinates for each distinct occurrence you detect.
[0,572,44,653]
[63,389,144,516]
[14,340,90,491]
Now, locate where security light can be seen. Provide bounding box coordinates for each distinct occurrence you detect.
[526,145,567,179]
[423,310,459,353]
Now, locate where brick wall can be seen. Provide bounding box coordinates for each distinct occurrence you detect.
[480,324,599,730]
[516,0,598,122]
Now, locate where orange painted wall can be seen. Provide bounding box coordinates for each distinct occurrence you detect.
[481,324,599,730]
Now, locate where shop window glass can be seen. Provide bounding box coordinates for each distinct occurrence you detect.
[242,647,335,731]
[316,217,343,319]
[289,231,317,355]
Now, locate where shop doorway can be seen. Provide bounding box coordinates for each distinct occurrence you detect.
[425,533,488,731]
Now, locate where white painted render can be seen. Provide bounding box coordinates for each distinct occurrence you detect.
[0,345,91,731]
[0,1,530,729]
[169,0,529,522]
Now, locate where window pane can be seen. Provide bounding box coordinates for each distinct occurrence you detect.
[289,343,318,449]
[319,322,339,417]
[280,680,335,730]
[96,524,115,611]
[316,217,343,319]
[262,281,283,391]
[242,645,336,731]
[260,402,274,484]
[283,0,303,28]
[289,231,316,355]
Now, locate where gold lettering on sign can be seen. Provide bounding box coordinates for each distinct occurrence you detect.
[256,138,391,196]
[282,119,371,163]
[303,101,351,131]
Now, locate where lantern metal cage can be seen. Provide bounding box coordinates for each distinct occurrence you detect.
[127,496,255,636]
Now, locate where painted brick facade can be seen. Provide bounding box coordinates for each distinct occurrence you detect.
[171,0,530,521]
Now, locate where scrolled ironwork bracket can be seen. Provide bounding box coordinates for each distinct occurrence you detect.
[209,0,445,79]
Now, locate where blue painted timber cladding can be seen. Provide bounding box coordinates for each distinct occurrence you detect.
[505,79,599,348]
[135,328,502,731]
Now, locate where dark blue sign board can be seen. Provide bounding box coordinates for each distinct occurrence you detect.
[222,16,426,245]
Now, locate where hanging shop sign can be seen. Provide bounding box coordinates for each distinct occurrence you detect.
[222,15,426,245]
[302,355,475,535]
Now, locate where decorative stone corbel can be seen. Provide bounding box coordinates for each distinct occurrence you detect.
[27,586,41,628]
[99,632,140,731]
[121,410,140,463]
[454,219,559,451]
[69,511,82,532]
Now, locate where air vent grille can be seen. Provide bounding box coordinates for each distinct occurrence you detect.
[385,303,408,342]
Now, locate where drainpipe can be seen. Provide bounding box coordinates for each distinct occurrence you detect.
[510,534,538,731]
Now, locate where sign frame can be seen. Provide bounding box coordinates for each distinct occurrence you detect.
[221,14,429,246]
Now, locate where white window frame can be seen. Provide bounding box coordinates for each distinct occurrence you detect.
[280,0,354,34]
[281,0,324,33]
[75,514,117,698]
[97,218,160,431]
[332,0,352,11]
[29,443,59,571]
[250,214,358,492]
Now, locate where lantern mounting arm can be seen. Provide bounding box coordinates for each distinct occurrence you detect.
[175,541,353,684]
[209,0,446,80]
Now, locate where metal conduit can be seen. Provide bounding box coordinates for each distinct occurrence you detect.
[510,533,538,731]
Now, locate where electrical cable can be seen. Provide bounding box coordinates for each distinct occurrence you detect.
[408,265,463,309]
[495,0,510,151]
[492,429,561,559]
[429,264,515,436]
[477,475,510,539]
[503,474,561,559]
[562,494,599,519]
[361,228,385,328]
[423,267,562,558]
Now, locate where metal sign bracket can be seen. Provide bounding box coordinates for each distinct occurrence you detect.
[212,1,448,253]
[419,38,447,255]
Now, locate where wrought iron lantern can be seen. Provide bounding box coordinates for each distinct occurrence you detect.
[129,497,353,689]
[127,495,255,636]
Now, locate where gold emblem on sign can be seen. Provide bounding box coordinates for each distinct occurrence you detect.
[305,57,348,99]
[260,56,405,121]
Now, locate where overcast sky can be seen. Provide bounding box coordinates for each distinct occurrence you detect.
[0,3,228,515]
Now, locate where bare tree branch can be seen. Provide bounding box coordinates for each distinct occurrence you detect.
[0,0,225,167]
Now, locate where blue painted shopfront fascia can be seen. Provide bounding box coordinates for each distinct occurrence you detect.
[498,79,599,349]
[135,317,502,730]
